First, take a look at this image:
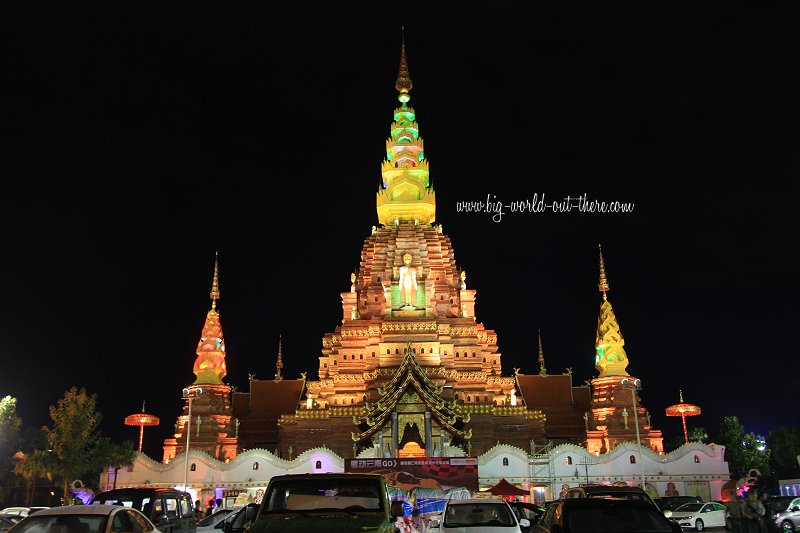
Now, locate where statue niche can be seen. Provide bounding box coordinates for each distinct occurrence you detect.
[398,253,418,308]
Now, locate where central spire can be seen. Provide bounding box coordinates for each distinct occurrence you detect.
[376,34,436,226]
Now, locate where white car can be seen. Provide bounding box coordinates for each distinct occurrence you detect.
[430,499,530,533]
[8,504,163,533]
[668,501,727,531]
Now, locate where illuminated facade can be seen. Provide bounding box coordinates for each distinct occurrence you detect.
[114,40,731,504]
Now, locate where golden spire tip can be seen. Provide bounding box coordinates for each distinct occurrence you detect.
[275,335,283,381]
[210,251,220,309]
[395,29,412,102]
[598,244,610,300]
[538,329,547,376]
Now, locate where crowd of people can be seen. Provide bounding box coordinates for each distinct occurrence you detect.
[193,498,224,520]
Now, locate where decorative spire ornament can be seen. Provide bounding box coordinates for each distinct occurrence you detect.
[274,335,283,382]
[598,244,609,300]
[395,28,412,103]
[538,330,547,376]
[210,251,220,309]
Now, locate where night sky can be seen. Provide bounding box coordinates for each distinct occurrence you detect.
[2,2,798,461]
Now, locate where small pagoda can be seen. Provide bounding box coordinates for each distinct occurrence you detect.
[163,254,238,463]
[586,246,663,454]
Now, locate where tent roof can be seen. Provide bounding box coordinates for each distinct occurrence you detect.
[487,478,528,496]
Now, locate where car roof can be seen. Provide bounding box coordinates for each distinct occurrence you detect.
[446,499,510,505]
[563,498,657,509]
[269,473,386,481]
[574,485,646,493]
[95,488,187,495]
[23,505,125,517]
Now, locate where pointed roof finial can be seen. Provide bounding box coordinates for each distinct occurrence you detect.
[679,389,684,403]
[274,335,283,381]
[598,244,610,301]
[538,330,547,376]
[395,28,412,103]
[210,251,220,309]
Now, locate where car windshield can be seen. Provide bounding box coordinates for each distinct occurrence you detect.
[197,510,232,526]
[444,503,515,527]
[676,503,704,512]
[264,478,384,513]
[567,505,673,533]
[91,497,147,512]
[10,514,108,533]
[767,498,793,512]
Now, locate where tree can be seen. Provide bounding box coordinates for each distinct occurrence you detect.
[13,450,55,506]
[767,426,800,479]
[45,387,103,502]
[0,396,22,499]
[92,438,136,490]
[689,427,709,443]
[716,416,770,479]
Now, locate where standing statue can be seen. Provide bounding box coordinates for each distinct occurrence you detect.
[398,253,417,307]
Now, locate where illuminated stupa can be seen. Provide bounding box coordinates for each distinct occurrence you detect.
[163,253,238,463]
[586,245,663,455]
[275,40,547,458]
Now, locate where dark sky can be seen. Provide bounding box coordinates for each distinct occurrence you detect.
[2,2,798,460]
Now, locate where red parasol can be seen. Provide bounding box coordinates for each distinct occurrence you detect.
[124,402,160,453]
[665,390,701,444]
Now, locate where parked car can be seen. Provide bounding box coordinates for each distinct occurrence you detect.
[7,504,161,533]
[654,497,703,512]
[430,499,530,532]
[508,501,546,533]
[565,485,659,510]
[91,488,196,533]
[532,498,681,533]
[1,508,50,518]
[0,515,18,533]
[246,473,404,533]
[666,502,727,531]
[765,496,800,533]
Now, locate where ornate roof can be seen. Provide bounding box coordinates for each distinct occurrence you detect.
[351,343,471,443]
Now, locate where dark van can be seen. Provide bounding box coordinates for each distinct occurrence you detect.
[91,488,197,533]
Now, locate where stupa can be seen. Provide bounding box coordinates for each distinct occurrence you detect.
[163,253,238,463]
[585,245,664,455]
[275,40,548,458]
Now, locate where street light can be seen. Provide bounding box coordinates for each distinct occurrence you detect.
[182,387,203,492]
[620,378,646,491]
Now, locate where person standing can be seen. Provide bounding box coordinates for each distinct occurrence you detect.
[193,500,202,519]
[740,488,766,533]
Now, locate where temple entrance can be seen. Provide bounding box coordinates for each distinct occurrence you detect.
[399,442,425,458]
